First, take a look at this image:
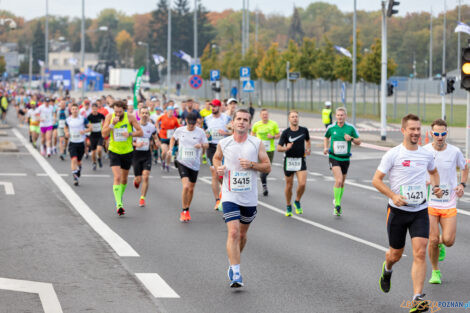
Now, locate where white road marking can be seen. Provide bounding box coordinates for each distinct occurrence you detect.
[37,173,68,177]
[0,277,63,313]
[0,181,14,195]
[13,128,139,257]
[135,273,180,298]
[307,178,316,182]
[309,171,324,176]
[81,174,111,178]
[272,162,282,167]
[161,176,180,179]
[0,173,27,176]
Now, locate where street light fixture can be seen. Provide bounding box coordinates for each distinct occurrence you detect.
[0,18,17,29]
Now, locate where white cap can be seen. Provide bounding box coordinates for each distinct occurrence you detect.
[325,101,332,107]
[227,98,238,104]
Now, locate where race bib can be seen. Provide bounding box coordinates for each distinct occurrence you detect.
[333,141,348,155]
[400,185,426,205]
[166,129,175,138]
[428,184,450,202]
[229,171,252,192]
[135,137,150,151]
[70,130,82,141]
[113,128,127,142]
[180,147,197,161]
[286,157,302,171]
[263,140,271,151]
[91,122,101,132]
[210,129,225,141]
[58,120,66,128]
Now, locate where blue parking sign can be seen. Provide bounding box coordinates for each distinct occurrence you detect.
[210,70,220,81]
[240,67,250,80]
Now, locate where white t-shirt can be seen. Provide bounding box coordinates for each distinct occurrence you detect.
[220,135,261,207]
[66,116,88,143]
[205,113,231,144]
[423,143,466,209]
[173,126,208,171]
[79,107,92,118]
[377,144,436,212]
[105,105,114,115]
[35,105,54,127]
[133,122,156,152]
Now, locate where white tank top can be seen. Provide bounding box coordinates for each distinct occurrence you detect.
[220,135,261,207]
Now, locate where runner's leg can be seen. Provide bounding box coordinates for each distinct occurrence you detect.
[428,214,441,270]
[284,174,294,206]
[440,215,456,247]
[141,170,150,199]
[411,237,428,296]
[295,170,307,202]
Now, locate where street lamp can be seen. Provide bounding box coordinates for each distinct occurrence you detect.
[0,18,17,30]
[138,41,150,79]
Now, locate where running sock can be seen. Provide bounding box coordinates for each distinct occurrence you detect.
[140,195,146,200]
[120,184,127,202]
[294,200,301,208]
[339,187,344,199]
[231,264,240,274]
[113,185,122,207]
[183,208,189,211]
[334,187,342,206]
[287,205,292,210]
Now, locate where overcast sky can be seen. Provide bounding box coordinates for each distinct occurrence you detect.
[0,0,464,20]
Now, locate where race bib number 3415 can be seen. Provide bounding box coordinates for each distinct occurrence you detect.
[229,171,252,192]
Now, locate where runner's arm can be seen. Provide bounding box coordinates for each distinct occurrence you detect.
[323,137,329,154]
[101,114,112,138]
[212,144,224,170]
[428,168,443,198]
[351,137,361,145]
[254,142,271,174]
[372,170,407,207]
[305,139,311,155]
[129,115,143,137]
[461,164,469,185]
[167,136,176,155]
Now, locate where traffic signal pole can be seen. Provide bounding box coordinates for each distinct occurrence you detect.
[466,92,470,160]
[380,1,387,141]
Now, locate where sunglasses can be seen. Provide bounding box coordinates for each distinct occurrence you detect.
[433,132,447,137]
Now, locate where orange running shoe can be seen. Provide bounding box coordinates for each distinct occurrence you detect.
[139,198,145,207]
[214,199,221,211]
[185,210,191,221]
[180,211,186,222]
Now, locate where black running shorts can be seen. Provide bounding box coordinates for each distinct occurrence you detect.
[386,205,429,249]
[175,160,198,183]
[132,150,152,176]
[206,143,218,166]
[89,135,104,151]
[328,157,350,175]
[109,151,133,170]
[68,142,85,161]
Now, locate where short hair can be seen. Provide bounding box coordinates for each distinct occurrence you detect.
[113,100,127,110]
[233,108,252,123]
[71,103,79,108]
[288,110,298,117]
[260,108,268,113]
[401,114,420,128]
[336,106,347,114]
[139,106,149,114]
[186,98,193,102]
[431,118,447,129]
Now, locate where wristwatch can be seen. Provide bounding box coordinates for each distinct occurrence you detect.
[250,162,254,168]
[460,182,466,188]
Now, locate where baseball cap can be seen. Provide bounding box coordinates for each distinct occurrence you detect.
[211,99,222,106]
[151,97,157,101]
[325,101,332,107]
[186,112,198,124]
[166,106,174,110]
[156,107,163,111]
[227,98,238,104]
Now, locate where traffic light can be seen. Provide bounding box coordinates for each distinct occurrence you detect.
[446,77,455,94]
[461,47,470,91]
[211,81,221,93]
[387,83,394,97]
[387,0,400,17]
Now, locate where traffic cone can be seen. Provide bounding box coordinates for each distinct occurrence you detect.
[424,131,430,145]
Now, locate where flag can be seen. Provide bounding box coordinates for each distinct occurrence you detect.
[152,54,165,65]
[68,58,78,66]
[133,66,145,109]
[455,21,470,35]
[334,46,352,58]
[173,50,193,64]
[38,60,45,67]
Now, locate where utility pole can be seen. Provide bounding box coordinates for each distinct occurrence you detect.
[457,0,461,79]
[352,0,357,125]
[246,0,249,52]
[28,46,32,90]
[255,10,259,45]
[193,0,198,63]
[429,8,433,80]
[242,0,245,56]
[380,1,387,141]
[442,0,447,120]
[81,0,85,98]
[44,0,49,91]
[167,0,172,94]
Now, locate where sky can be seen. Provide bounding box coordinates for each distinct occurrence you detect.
[0,0,465,21]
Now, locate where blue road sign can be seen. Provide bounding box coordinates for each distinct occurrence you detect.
[391,80,398,87]
[189,75,203,89]
[210,70,220,81]
[240,67,251,81]
[242,80,255,92]
[191,64,201,76]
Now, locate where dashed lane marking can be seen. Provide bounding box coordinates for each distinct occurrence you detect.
[136,273,180,298]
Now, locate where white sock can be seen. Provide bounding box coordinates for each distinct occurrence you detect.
[413,294,422,300]
[385,265,392,272]
[46,147,51,154]
[231,264,240,275]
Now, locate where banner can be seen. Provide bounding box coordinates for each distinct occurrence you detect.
[173,50,193,64]
[38,60,45,67]
[334,46,352,58]
[133,66,145,109]
[152,54,165,65]
[455,21,470,35]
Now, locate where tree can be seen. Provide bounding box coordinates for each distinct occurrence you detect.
[282,40,300,108]
[298,37,318,109]
[32,22,45,74]
[315,37,337,101]
[256,42,284,106]
[149,0,169,75]
[115,30,134,67]
[288,7,304,45]
[200,43,220,80]
[0,56,6,75]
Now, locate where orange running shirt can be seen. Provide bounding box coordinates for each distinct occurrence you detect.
[157,114,180,139]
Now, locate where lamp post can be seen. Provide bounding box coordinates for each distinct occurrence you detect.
[138,41,150,80]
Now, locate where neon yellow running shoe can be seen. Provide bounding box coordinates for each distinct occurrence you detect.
[429,270,441,284]
[285,206,292,217]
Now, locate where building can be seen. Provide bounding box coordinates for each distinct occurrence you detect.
[0,42,19,76]
[49,51,98,71]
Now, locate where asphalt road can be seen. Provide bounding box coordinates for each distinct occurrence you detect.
[2,111,470,312]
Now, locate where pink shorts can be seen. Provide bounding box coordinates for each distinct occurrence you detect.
[40,126,53,134]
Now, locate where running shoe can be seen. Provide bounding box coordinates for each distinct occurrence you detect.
[184,210,191,221]
[59,154,65,161]
[294,201,303,214]
[227,267,233,281]
[73,173,79,186]
[230,273,243,288]
[285,206,293,217]
[134,179,140,189]
[166,164,170,172]
[98,158,103,168]
[117,207,125,216]
[139,198,145,207]
[262,185,268,196]
[179,211,186,222]
[333,206,342,216]
[214,199,221,211]
[202,154,207,164]
[429,270,441,284]
[379,261,392,293]
[161,161,166,171]
[409,294,430,313]
[438,243,446,261]
[92,163,97,171]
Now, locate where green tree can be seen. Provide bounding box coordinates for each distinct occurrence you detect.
[149,0,169,75]
[282,40,300,108]
[288,7,304,45]
[315,37,337,101]
[115,30,134,67]
[298,37,318,109]
[200,43,220,80]
[0,56,6,74]
[256,42,284,106]
[32,22,45,74]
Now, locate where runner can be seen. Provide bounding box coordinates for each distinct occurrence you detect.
[213,108,271,287]
[323,107,361,216]
[322,101,332,128]
[64,103,92,186]
[57,99,69,160]
[372,114,442,313]
[35,97,55,157]
[251,108,280,196]
[423,119,468,285]
[26,101,40,148]
[204,99,232,210]
[168,112,208,221]
[156,106,180,172]
[277,110,311,217]
[132,106,159,207]
[102,100,143,216]
[87,103,106,170]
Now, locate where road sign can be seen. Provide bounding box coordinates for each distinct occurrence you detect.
[341,83,346,104]
[288,72,300,81]
[210,70,220,81]
[242,80,255,92]
[240,67,251,81]
[189,75,203,89]
[191,64,201,76]
[391,80,398,87]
